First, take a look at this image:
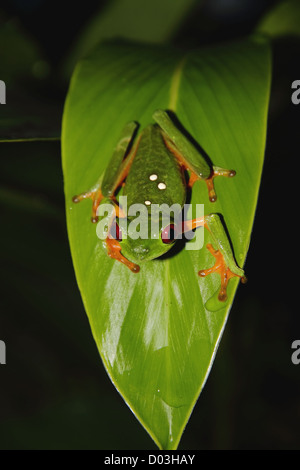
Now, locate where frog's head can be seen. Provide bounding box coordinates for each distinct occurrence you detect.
[113,216,177,263]
[96,201,180,268]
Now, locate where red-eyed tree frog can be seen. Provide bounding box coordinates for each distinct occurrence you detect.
[72,110,246,301]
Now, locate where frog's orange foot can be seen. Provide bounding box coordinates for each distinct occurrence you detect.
[72,188,104,223]
[106,237,140,273]
[198,243,246,302]
[189,166,236,202]
[205,166,236,203]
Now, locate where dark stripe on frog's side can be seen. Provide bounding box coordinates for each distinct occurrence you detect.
[124,125,186,209]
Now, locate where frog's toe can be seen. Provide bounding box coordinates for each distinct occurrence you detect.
[205,166,236,203]
[198,243,246,302]
[72,187,104,222]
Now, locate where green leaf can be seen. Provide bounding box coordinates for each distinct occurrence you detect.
[62,0,198,78]
[257,0,300,38]
[62,38,271,449]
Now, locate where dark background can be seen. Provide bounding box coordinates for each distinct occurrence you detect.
[0,0,299,449]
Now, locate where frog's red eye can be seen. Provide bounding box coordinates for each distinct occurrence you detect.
[111,222,122,241]
[116,223,122,241]
[161,224,176,244]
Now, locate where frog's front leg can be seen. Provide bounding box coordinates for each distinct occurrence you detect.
[98,198,140,273]
[106,238,140,273]
[153,110,235,202]
[72,121,139,223]
[181,213,246,301]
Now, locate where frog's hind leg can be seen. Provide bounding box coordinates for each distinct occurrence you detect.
[72,182,129,223]
[72,185,104,223]
[200,166,236,203]
[153,109,236,203]
[164,135,236,203]
[72,121,139,223]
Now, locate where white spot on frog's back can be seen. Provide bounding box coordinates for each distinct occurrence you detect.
[145,200,151,206]
[148,173,167,191]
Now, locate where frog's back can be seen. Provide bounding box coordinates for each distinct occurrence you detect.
[124,125,186,209]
